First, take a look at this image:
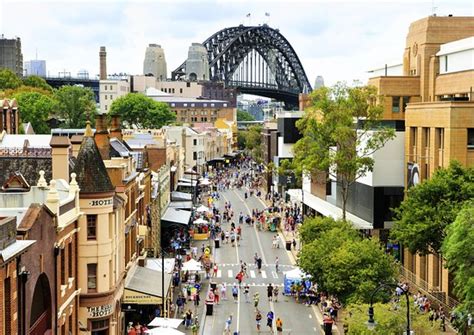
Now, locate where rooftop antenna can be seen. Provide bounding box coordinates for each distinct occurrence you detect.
[431,0,437,16]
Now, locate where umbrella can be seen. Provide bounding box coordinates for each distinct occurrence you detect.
[148,317,183,328]
[195,205,210,213]
[193,218,208,224]
[199,179,211,186]
[145,327,185,335]
[182,259,203,271]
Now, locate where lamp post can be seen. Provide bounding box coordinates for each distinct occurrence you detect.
[367,283,410,334]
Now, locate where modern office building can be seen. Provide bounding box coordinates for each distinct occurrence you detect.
[0,36,23,77]
[143,44,167,81]
[24,59,46,77]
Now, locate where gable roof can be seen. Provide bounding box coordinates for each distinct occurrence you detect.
[73,136,114,194]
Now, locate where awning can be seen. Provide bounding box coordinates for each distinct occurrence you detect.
[177,182,197,188]
[171,191,192,201]
[124,266,173,305]
[287,189,373,229]
[168,201,193,210]
[207,157,225,163]
[178,178,198,186]
[145,258,176,274]
[161,206,192,226]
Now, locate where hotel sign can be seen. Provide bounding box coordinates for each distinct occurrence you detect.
[87,304,113,318]
[123,289,162,305]
[89,198,113,207]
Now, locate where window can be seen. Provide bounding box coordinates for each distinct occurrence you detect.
[203,103,207,107]
[61,250,66,284]
[104,85,107,91]
[68,242,73,277]
[445,55,448,72]
[110,85,113,90]
[163,88,167,93]
[423,128,430,148]
[183,103,188,107]
[104,95,107,100]
[87,263,97,292]
[171,103,175,107]
[402,96,410,112]
[180,88,183,94]
[193,152,197,160]
[191,103,195,107]
[87,215,97,240]
[468,128,474,149]
[193,139,197,146]
[223,103,227,107]
[211,103,215,107]
[436,128,444,150]
[410,127,418,147]
[392,96,400,113]
[91,319,109,331]
[172,88,175,93]
[186,82,191,88]
[105,105,107,110]
[110,95,113,100]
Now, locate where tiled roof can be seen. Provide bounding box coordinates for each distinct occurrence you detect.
[0,157,52,186]
[73,136,114,194]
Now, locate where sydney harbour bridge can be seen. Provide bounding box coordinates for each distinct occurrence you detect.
[172,24,312,107]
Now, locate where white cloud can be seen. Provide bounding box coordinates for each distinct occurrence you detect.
[1,0,473,87]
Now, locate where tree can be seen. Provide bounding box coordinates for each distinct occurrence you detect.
[1,85,53,99]
[22,75,53,92]
[243,125,263,163]
[237,109,255,121]
[391,161,474,255]
[14,91,57,134]
[237,131,247,150]
[298,217,397,304]
[343,301,437,334]
[54,85,96,128]
[0,69,22,90]
[293,84,395,219]
[110,93,175,128]
[442,203,474,326]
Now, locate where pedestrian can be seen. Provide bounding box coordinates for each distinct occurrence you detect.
[213,263,218,277]
[292,238,297,250]
[276,317,283,335]
[254,292,260,311]
[221,283,227,300]
[244,284,250,303]
[194,292,200,307]
[267,283,274,302]
[275,257,279,273]
[266,311,274,333]
[236,271,244,287]
[257,257,262,273]
[256,310,262,333]
[232,285,239,303]
[185,309,193,329]
[224,315,233,335]
[273,286,279,302]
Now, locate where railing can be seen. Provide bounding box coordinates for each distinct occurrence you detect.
[0,147,51,157]
[398,265,459,311]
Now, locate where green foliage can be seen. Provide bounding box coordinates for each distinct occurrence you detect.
[392,161,474,255]
[22,75,53,92]
[343,301,437,334]
[237,131,247,150]
[237,109,255,121]
[1,85,53,98]
[110,93,175,128]
[0,69,22,90]
[442,203,474,318]
[14,91,57,134]
[293,83,395,219]
[243,125,263,163]
[54,85,96,128]
[299,217,397,304]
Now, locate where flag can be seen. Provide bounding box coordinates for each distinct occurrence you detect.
[265,12,270,17]
[246,13,251,17]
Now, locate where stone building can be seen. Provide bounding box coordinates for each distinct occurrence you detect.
[185,43,209,81]
[143,44,167,81]
[367,15,474,310]
[1,99,19,134]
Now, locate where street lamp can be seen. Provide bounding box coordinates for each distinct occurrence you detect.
[367,283,411,334]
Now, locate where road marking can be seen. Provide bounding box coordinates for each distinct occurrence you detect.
[228,270,233,278]
[261,270,267,279]
[272,271,278,279]
[217,270,222,278]
[250,270,256,278]
[233,190,267,264]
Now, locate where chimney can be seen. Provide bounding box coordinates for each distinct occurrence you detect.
[70,135,83,158]
[99,46,107,80]
[110,115,122,141]
[49,136,71,181]
[94,114,110,160]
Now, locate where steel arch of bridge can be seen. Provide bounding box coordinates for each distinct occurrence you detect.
[172,24,312,107]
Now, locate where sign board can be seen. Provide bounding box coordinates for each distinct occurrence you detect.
[123,289,162,305]
[88,198,113,207]
[87,304,113,318]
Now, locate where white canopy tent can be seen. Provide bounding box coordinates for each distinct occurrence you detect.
[148,317,183,328]
[195,205,210,213]
[193,218,208,224]
[181,258,203,272]
[145,327,185,335]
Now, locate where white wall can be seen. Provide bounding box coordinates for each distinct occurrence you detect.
[277,137,294,158]
[439,49,474,74]
[368,64,403,77]
[357,131,405,187]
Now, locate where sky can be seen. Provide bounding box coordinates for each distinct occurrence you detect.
[1,0,473,87]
